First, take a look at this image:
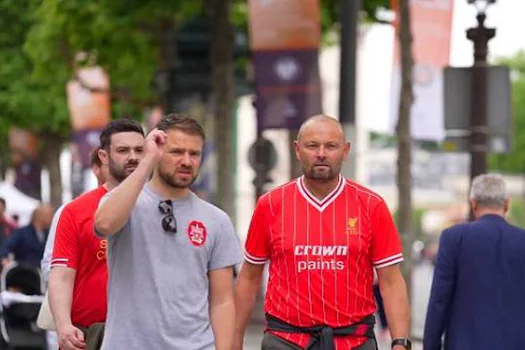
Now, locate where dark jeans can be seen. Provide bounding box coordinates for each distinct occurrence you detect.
[261,332,378,350]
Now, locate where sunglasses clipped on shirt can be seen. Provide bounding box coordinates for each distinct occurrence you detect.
[158,199,177,234]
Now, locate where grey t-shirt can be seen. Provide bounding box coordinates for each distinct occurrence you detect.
[99,186,242,350]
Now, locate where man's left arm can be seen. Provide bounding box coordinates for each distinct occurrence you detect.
[209,267,236,350]
[377,264,410,349]
[370,198,410,349]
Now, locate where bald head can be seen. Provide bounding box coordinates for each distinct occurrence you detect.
[294,115,350,182]
[297,115,345,142]
[32,204,54,230]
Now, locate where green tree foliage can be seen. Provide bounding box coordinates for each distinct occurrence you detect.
[490,51,525,173]
[0,0,393,193]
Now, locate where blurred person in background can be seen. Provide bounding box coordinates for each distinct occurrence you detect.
[424,173,525,350]
[0,204,54,269]
[0,197,17,251]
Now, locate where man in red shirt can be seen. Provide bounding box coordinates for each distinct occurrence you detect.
[234,115,410,350]
[49,119,145,350]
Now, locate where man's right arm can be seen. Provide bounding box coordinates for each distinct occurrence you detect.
[233,262,265,349]
[49,267,86,350]
[95,129,166,236]
[233,196,271,349]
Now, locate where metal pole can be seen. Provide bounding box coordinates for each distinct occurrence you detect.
[339,0,361,180]
[466,12,495,220]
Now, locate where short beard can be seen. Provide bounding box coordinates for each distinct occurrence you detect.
[159,169,198,189]
[108,156,137,183]
[304,166,336,181]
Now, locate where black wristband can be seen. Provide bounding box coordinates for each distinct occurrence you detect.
[391,338,412,349]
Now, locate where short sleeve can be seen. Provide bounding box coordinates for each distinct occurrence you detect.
[51,206,79,270]
[244,196,271,265]
[94,191,126,237]
[370,198,404,269]
[208,215,242,271]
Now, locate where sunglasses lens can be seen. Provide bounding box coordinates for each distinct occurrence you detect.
[159,201,172,214]
[162,215,177,233]
[159,200,176,233]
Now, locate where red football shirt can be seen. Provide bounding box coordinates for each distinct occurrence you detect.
[244,175,403,349]
[51,186,108,327]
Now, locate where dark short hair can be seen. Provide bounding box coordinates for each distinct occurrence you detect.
[99,119,145,150]
[90,146,102,168]
[0,198,5,208]
[155,113,205,141]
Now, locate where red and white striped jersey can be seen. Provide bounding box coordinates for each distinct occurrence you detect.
[244,175,403,349]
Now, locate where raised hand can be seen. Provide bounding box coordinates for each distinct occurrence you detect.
[144,128,167,162]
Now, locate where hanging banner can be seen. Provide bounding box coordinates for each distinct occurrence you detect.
[390,0,454,140]
[248,0,322,131]
[67,66,111,132]
[67,66,111,170]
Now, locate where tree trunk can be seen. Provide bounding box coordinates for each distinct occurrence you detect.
[210,0,235,219]
[41,132,63,209]
[0,144,7,181]
[396,0,414,302]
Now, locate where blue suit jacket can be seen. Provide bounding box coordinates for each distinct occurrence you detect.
[0,224,46,269]
[423,214,525,350]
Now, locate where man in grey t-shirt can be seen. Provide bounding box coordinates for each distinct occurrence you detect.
[95,114,242,350]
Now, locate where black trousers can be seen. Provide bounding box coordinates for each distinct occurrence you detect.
[261,333,378,350]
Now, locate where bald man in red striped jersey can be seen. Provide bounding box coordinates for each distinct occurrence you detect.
[234,115,411,350]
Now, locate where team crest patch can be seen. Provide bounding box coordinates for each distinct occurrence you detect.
[346,217,359,235]
[187,220,207,247]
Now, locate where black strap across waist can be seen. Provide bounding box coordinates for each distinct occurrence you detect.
[265,313,376,350]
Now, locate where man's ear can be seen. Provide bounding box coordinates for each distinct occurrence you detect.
[504,198,510,214]
[98,148,109,165]
[470,199,477,213]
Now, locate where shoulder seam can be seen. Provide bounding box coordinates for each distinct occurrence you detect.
[343,180,382,201]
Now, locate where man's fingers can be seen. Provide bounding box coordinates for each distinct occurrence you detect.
[64,339,85,350]
[73,327,86,342]
[69,337,86,350]
[68,329,86,349]
[154,131,167,144]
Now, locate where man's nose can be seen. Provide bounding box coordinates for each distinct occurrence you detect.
[181,152,191,165]
[129,150,141,160]
[316,146,327,158]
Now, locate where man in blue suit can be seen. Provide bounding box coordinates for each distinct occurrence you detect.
[424,173,525,350]
[0,204,54,269]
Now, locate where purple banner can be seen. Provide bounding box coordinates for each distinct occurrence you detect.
[72,129,102,169]
[253,49,322,131]
[14,159,42,200]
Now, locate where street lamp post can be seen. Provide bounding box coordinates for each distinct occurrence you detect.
[466,0,496,181]
[466,0,496,220]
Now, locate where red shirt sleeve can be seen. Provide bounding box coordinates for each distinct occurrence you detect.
[370,198,404,269]
[51,206,79,270]
[244,195,271,265]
